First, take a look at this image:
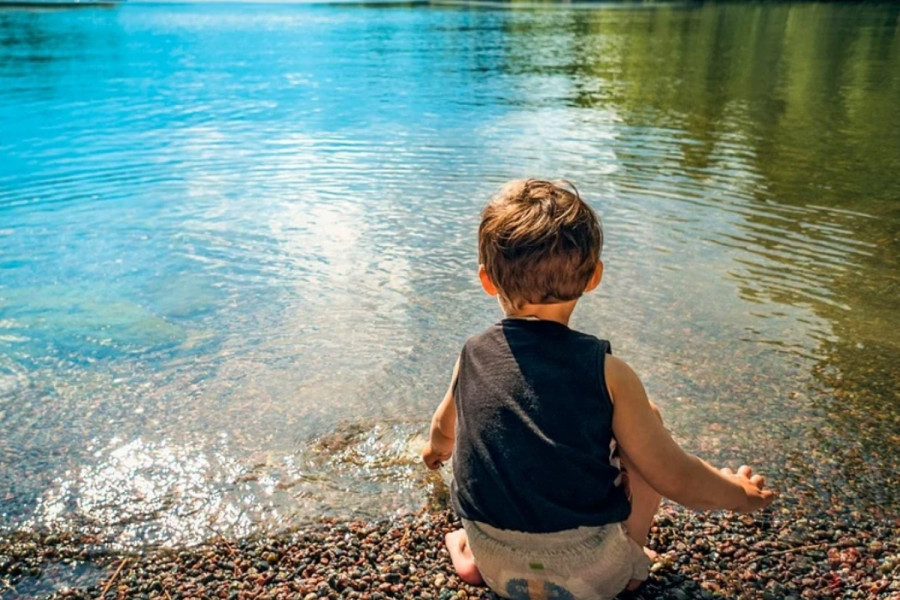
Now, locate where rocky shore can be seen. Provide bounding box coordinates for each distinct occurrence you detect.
[1,500,897,600]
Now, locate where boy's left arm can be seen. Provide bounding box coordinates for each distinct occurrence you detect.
[422,358,460,470]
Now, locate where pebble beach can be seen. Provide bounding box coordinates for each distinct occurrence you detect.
[2,500,897,600]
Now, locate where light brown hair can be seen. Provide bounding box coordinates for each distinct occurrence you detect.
[478,179,603,309]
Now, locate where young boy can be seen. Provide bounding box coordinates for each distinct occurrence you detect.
[422,179,775,600]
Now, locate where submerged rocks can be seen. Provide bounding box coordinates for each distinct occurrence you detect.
[0,503,897,600]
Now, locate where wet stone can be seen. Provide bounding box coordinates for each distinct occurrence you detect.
[0,505,895,600]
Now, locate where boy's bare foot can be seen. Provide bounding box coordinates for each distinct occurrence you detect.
[445,529,484,586]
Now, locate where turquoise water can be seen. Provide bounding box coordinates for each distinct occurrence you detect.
[1,2,898,548]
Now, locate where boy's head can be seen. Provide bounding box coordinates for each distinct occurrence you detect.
[478,179,603,310]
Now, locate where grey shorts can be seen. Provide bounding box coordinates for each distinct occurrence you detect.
[462,519,651,600]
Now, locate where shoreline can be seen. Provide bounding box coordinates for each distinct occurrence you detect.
[1,502,897,600]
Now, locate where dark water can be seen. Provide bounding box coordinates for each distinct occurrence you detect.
[0,2,898,549]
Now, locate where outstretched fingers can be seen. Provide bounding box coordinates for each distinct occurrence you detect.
[723,465,765,489]
[720,464,776,510]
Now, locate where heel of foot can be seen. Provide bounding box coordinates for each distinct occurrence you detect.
[444,529,485,586]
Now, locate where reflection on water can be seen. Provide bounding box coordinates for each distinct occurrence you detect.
[0,2,898,546]
[30,423,429,550]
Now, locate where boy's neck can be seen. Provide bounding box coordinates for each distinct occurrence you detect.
[503,299,579,327]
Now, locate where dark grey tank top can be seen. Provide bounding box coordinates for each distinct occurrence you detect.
[451,318,631,533]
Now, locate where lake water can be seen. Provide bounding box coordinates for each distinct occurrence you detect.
[1,1,898,549]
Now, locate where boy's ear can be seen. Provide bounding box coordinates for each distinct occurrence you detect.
[584,261,604,292]
[478,265,499,297]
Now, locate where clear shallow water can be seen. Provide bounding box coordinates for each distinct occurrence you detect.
[0,2,898,548]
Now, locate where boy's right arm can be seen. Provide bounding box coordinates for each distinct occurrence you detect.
[422,358,460,470]
[606,354,776,513]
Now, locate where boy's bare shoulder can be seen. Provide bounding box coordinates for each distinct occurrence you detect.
[604,353,640,388]
[603,353,654,412]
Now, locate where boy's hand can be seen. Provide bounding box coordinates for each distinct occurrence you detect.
[422,441,452,470]
[721,465,776,513]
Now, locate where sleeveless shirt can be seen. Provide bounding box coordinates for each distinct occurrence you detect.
[451,318,631,533]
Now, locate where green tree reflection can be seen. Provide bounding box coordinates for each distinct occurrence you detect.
[497,2,899,504]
